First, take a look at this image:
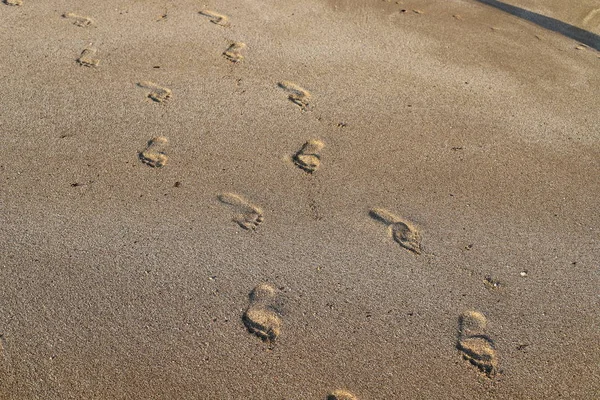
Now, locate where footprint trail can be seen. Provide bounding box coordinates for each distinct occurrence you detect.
[370,208,422,254]
[457,311,499,377]
[138,136,168,168]
[243,283,282,342]
[218,192,264,231]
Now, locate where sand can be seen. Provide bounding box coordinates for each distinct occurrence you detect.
[0,0,599,398]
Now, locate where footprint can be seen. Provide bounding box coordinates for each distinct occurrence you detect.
[138,136,168,168]
[223,42,246,63]
[293,139,324,173]
[218,192,264,231]
[63,12,93,27]
[457,311,499,377]
[243,283,282,342]
[137,81,172,103]
[77,47,99,67]
[278,81,311,111]
[327,390,358,400]
[369,208,422,254]
[199,10,230,26]
[582,8,600,27]
[3,0,22,6]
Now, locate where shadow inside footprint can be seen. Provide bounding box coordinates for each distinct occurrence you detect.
[223,42,246,63]
[77,48,99,67]
[243,283,282,342]
[137,81,172,103]
[293,139,324,173]
[138,136,168,168]
[457,311,499,377]
[234,209,263,231]
[457,336,498,376]
[278,81,311,111]
[218,193,264,231]
[390,221,422,254]
[199,10,230,26]
[369,208,422,254]
[243,306,281,342]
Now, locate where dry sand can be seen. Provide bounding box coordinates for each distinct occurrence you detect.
[0,0,599,398]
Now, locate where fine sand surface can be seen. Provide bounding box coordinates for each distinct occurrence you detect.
[1,0,599,399]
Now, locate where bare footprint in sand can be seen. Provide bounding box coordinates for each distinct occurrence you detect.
[138,136,168,168]
[327,390,358,400]
[218,193,264,231]
[199,10,230,26]
[370,208,422,254]
[137,81,172,103]
[457,311,499,377]
[63,12,93,27]
[223,42,246,63]
[243,283,282,342]
[3,0,22,6]
[278,81,311,111]
[294,139,324,173]
[77,47,99,67]
[583,8,600,27]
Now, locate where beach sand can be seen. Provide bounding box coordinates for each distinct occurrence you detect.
[0,0,599,398]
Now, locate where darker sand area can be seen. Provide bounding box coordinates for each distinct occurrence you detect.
[0,0,599,399]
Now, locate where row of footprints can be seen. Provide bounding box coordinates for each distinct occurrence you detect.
[130,79,307,108]
[217,192,423,255]
[130,79,302,106]
[137,137,420,252]
[242,283,498,397]
[138,137,324,173]
[8,2,498,395]
[51,8,311,111]
[137,126,418,250]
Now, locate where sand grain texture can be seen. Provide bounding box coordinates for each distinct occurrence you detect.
[0,0,599,398]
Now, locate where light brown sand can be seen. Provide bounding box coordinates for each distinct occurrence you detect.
[0,0,599,399]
